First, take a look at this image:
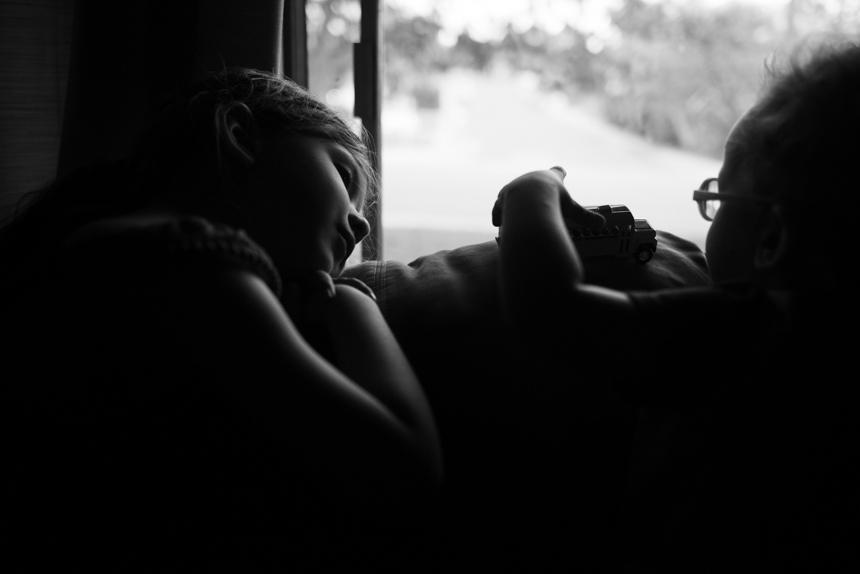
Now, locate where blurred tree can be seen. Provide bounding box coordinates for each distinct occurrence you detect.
[305,0,860,158]
[786,0,860,40]
[383,4,447,101]
[598,0,860,157]
[448,31,494,71]
[499,24,601,94]
[306,0,360,105]
[600,0,774,157]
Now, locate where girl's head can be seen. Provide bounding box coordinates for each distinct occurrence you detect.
[137,69,376,277]
[153,69,380,277]
[707,40,860,290]
[2,69,377,279]
[139,69,378,206]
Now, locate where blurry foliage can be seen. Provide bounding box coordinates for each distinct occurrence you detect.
[498,25,602,93]
[601,0,775,157]
[596,0,860,157]
[306,0,360,100]
[307,0,860,159]
[383,9,448,100]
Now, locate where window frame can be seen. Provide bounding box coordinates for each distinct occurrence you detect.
[285,0,383,261]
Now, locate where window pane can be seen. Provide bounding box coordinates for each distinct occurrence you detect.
[381,0,860,262]
[306,0,365,266]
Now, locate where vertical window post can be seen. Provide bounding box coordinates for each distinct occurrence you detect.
[282,0,308,87]
[354,0,383,260]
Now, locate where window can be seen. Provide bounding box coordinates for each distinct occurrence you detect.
[304,0,860,263]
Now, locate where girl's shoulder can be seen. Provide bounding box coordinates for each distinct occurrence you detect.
[61,212,282,297]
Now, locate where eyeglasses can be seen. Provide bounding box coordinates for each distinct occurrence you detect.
[692,177,776,221]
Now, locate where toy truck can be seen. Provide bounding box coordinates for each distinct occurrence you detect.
[569,204,657,264]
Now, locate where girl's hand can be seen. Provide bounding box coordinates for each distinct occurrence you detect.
[491,166,605,234]
[282,272,375,321]
[281,271,378,360]
[332,277,377,302]
[281,270,332,325]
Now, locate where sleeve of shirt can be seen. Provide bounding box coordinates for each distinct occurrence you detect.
[60,216,283,298]
[620,283,777,406]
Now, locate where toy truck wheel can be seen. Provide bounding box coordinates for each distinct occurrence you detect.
[634,245,653,264]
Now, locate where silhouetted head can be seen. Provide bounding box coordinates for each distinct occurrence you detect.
[706,40,860,293]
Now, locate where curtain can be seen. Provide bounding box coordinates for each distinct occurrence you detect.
[0,0,302,221]
[0,0,74,217]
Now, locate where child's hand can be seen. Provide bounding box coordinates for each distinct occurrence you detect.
[332,277,377,302]
[491,166,605,232]
[281,272,379,365]
[281,271,378,356]
[281,270,335,324]
[282,271,376,325]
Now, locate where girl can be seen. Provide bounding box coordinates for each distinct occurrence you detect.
[1,69,442,567]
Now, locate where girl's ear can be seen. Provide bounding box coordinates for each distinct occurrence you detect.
[215,102,260,166]
[754,204,791,279]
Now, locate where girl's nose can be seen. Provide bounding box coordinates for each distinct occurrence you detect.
[349,211,371,243]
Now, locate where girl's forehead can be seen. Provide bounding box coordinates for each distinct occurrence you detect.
[283,132,352,154]
[271,132,350,161]
[278,133,368,199]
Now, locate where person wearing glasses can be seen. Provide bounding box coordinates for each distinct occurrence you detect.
[493,41,856,571]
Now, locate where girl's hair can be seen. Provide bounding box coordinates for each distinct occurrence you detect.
[137,68,379,209]
[0,68,378,271]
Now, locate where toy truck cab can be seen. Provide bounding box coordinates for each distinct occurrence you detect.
[569,204,657,264]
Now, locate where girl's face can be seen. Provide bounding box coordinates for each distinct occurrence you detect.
[243,133,370,280]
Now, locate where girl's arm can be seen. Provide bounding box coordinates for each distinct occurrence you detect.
[152,265,443,524]
[494,168,636,359]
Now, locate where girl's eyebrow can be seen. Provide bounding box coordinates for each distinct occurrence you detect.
[332,144,367,207]
[352,171,367,212]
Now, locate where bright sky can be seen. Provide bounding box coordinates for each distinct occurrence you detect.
[386,0,795,43]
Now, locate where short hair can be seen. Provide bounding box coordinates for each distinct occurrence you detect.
[741,38,860,290]
[745,39,860,215]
